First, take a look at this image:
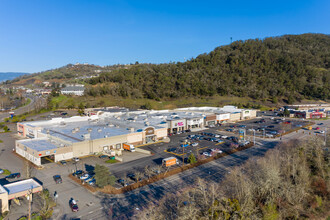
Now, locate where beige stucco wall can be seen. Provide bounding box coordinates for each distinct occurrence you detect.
[229,112,241,122]
[127,133,143,144]
[72,134,127,157]
[0,192,9,213]
[155,128,167,138]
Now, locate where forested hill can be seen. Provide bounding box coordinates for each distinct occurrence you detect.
[87,34,330,103]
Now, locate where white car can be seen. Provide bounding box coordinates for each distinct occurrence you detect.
[72,157,79,162]
[221,135,228,139]
[214,134,220,138]
[80,174,89,180]
[202,152,212,157]
[0,169,3,174]
[191,142,199,147]
[211,149,223,154]
[319,131,325,134]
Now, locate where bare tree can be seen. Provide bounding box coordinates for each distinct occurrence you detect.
[134,171,143,182]
[144,166,153,181]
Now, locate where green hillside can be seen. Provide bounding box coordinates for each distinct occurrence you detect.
[87,34,330,103]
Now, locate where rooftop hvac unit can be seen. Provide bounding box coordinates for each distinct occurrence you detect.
[104,135,108,138]
[60,144,64,147]
[74,127,80,132]
[134,116,138,120]
[60,121,66,125]
[87,128,93,132]
[83,133,91,140]
[46,130,50,134]
[97,128,102,132]
[115,125,119,128]
[145,122,150,126]
[108,124,114,127]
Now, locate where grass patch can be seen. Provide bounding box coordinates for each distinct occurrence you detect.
[105,159,118,164]
[0,140,3,143]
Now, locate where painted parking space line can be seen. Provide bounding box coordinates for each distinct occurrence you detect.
[215,142,225,145]
[136,141,164,148]
[164,150,184,156]
[198,146,208,151]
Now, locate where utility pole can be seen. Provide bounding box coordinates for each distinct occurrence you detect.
[27,188,32,220]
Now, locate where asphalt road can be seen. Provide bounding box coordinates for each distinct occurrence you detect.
[0,118,328,220]
[0,95,36,122]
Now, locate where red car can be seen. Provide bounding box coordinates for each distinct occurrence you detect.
[69,199,79,212]
[315,127,320,130]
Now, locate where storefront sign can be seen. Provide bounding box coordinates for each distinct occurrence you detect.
[145,127,155,135]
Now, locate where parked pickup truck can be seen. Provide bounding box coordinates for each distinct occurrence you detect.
[162,157,179,167]
[123,143,135,152]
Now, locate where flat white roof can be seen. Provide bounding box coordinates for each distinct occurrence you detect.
[3,179,41,195]
[0,185,6,194]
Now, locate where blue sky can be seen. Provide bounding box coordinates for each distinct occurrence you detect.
[0,0,329,73]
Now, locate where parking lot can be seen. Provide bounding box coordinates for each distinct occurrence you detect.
[219,116,310,138]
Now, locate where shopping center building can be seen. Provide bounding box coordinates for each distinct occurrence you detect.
[16,106,257,166]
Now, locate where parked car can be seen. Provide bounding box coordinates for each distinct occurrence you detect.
[84,175,94,182]
[315,127,320,130]
[213,134,220,138]
[226,129,234,132]
[53,175,62,184]
[73,170,84,177]
[211,149,223,154]
[118,179,128,186]
[191,142,198,147]
[88,178,96,185]
[6,173,21,179]
[69,199,79,212]
[318,123,324,125]
[60,160,67,165]
[79,173,90,180]
[221,135,228,139]
[127,173,136,181]
[72,157,79,162]
[269,131,278,135]
[202,152,212,157]
[99,155,109,159]
[0,169,3,174]
[319,130,325,134]
[167,147,177,152]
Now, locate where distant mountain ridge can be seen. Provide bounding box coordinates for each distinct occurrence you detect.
[0,72,30,83]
